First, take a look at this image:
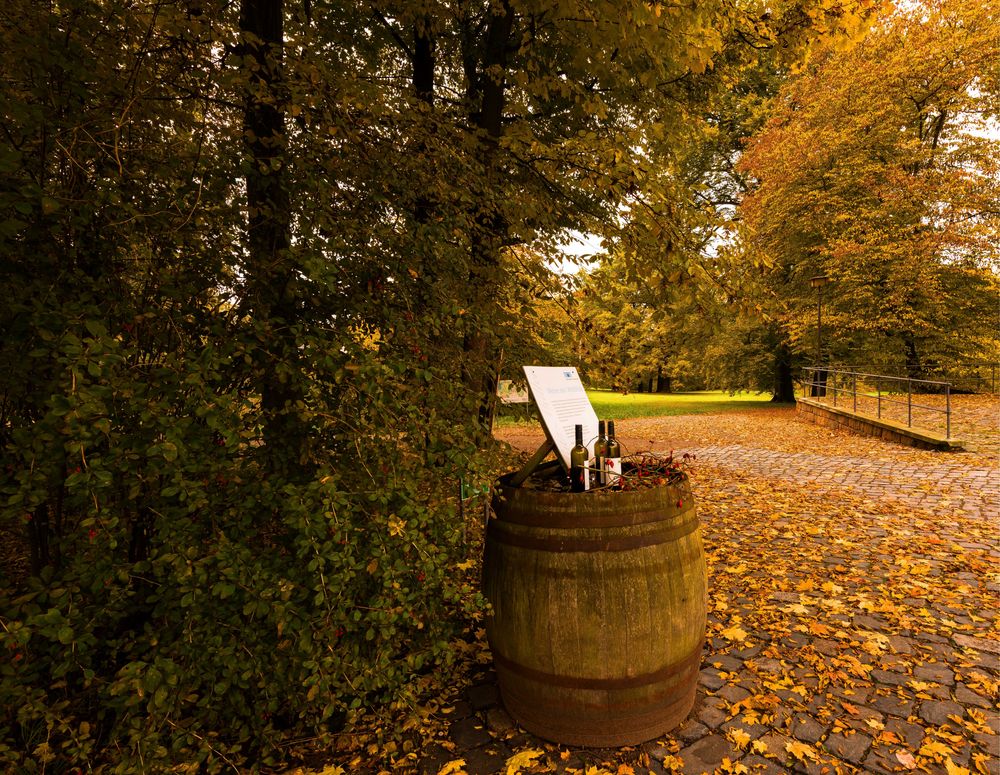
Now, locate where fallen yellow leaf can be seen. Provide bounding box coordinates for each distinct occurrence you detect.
[725,727,751,749]
[436,761,467,775]
[945,760,970,775]
[785,740,819,762]
[505,749,544,775]
[721,625,748,643]
[719,757,749,774]
[840,701,859,716]
[920,739,954,761]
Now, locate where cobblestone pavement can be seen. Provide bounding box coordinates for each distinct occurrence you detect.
[662,446,998,521]
[420,409,1000,775]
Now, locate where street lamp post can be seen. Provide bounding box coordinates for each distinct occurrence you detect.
[809,274,830,397]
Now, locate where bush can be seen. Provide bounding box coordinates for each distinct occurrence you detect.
[0,309,488,772]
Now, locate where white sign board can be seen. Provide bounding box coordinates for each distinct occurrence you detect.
[523,366,599,469]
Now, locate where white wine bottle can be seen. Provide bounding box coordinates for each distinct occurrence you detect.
[606,420,622,488]
[570,424,590,493]
[595,419,608,486]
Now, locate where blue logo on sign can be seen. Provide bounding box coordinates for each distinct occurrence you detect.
[564,371,573,379]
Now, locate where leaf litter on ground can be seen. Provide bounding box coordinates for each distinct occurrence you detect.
[301,407,998,773]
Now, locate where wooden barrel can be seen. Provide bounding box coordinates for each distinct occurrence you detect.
[482,473,707,747]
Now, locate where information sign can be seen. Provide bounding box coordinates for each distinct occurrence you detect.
[497,379,530,404]
[523,366,598,469]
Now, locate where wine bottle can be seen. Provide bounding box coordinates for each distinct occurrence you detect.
[606,420,622,488]
[570,424,590,493]
[595,419,608,486]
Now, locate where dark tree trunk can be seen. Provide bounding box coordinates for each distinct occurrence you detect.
[240,0,308,471]
[903,332,926,381]
[772,343,796,402]
[413,16,434,107]
[656,366,671,393]
[412,13,435,234]
[461,0,515,432]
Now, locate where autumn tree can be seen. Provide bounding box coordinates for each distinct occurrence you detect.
[738,0,1000,381]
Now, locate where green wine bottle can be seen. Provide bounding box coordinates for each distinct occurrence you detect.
[570,424,590,493]
[606,420,622,488]
[595,419,608,486]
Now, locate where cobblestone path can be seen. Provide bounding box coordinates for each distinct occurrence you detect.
[674,445,999,520]
[408,409,999,775]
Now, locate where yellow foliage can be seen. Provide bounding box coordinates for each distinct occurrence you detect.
[725,727,751,749]
[785,740,819,762]
[505,749,544,775]
[720,625,748,642]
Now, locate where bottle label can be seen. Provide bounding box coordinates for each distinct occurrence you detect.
[606,457,621,487]
[596,455,605,486]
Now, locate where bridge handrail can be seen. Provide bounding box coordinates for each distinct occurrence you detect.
[801,367,954,439]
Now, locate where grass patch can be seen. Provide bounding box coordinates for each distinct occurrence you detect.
[588,390,775,419]
[495,390,776,426]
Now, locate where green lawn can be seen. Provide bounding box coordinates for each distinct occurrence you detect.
[496,389,776,426]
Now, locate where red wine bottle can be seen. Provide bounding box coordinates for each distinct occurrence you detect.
[606,420,621,488]
[570,424,590,493]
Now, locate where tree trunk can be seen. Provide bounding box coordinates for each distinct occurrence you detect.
[240,0,308,472]
[903,332,926,381]
[461,0,515,432]
[772,343,796,402]
[656,366,671,393]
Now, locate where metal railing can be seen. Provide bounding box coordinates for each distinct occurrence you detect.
[824,362,998,395]
[802,367,954,439]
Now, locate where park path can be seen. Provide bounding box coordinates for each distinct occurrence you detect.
[664,445,998,521]
[498,400,999,523]
[421,403,1000,775]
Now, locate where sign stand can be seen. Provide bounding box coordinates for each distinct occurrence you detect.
[508,366,598,488]
[509,439,555,487]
